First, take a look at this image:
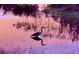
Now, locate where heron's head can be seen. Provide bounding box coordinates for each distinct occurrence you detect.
[40,26,46,33]
[41,26,46,28]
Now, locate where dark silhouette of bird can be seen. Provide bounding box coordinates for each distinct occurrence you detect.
[31,27,46,46]
[31,36,45,46]
[31,27,45,37]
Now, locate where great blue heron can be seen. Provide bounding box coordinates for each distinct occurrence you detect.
[31,27,45,37]
[31,27,45,46]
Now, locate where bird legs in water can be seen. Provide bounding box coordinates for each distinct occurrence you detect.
[40,39,46,46]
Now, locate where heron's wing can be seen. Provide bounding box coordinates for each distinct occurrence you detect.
[31,32,41,36]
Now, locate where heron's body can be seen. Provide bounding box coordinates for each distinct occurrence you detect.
[31,32,41,37]
[31,27,45,37]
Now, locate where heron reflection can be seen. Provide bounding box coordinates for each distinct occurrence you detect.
[31,36,45,46]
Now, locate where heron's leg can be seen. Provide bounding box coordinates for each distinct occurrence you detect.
[40,39,45,46]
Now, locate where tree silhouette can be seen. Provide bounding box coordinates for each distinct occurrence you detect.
[0,4,39,31]
[0,4,39,17]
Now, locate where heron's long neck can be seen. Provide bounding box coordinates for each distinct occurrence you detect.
[41,28,43,33]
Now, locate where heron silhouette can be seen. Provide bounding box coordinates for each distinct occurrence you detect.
[31,27,45,37]
[31,27,45,46]
[31,36,45,46]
